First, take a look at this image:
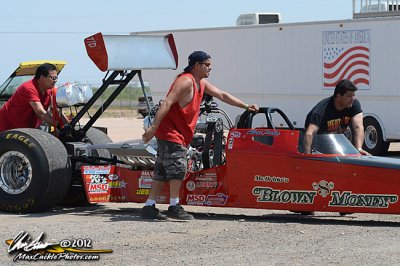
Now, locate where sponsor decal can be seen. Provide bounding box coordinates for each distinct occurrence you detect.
[246,129,280,136]
[196,180,218,189]
[5,133,36,149]
[140,170,154,179]
[194,171,218,182]
[230,131,241,138]
[186,194,228,206]
[88,183,109,194]
[329,191,398,208]
[107,174,119,181]
[89,174,108,184]
[83,166,111,175]
[138,178,152,189]
[108,181,127,189]
[205,193,228,205]
[136,188,150,196]
[254,175,289,183]
[186,181,196,192]
[5,231,112,262]
[252,187,317,204]
[228,138,234,149]
[253,180,399,209]
[90,195,127,201]
[312,180,334,197]
[186,195,206,205]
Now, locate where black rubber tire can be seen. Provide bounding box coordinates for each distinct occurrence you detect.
[0,129,71,213]
[363,117,389,155]
[85,127,113,158]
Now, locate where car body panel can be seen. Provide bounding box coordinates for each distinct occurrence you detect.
[80,127,400,215]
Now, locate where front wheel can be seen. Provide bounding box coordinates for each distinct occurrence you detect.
[363,117,389,155]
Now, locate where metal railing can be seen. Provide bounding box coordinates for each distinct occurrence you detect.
[353,0,400,18]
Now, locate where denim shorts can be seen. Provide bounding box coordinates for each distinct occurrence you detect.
[153,139,188,181]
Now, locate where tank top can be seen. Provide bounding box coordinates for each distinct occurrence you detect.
[155,73,205,146]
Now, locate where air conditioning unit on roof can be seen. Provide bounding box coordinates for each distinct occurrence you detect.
[236,13,281,26]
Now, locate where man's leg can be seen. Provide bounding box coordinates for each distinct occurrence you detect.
[141,179,167,220]
[168,179,182,206]
[166,179,193,220]
[145,180,165,206]
[141,139,168,220]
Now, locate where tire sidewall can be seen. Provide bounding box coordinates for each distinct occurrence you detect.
[0,130,50,213]
[363,117,388,155]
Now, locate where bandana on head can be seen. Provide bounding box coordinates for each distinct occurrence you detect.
[184,51,211,72]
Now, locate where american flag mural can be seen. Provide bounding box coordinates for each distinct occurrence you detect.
[322,30,371,90]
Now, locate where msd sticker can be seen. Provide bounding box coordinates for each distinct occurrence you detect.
[186,195,206,205]
[186,193,228,206]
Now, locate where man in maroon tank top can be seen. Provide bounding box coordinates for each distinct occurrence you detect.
[141,51,259,220]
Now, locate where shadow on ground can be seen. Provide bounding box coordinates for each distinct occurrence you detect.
[7,204,400,228]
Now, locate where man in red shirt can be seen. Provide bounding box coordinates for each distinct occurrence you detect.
[0,63,67,132]
[141,51,259,220]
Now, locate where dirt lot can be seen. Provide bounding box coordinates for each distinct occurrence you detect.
[1,117,400,265]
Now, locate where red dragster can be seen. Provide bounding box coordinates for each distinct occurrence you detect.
[81,106,400,215]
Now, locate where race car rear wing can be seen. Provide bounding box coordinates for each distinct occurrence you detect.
[62,33,178,143]
[84,32,178,71]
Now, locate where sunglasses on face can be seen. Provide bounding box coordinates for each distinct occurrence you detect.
[47,76,58,81]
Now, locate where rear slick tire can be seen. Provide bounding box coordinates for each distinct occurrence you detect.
[0,129,71,213]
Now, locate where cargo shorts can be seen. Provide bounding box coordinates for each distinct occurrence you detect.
[153,139,188,181]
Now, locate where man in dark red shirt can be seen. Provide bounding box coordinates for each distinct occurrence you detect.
[141,51,259,220]
[0,63,66,132]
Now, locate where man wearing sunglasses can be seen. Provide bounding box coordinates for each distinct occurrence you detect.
[0,63,68,132]
[141,51,259,220]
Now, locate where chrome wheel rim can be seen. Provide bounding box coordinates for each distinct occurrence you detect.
[0,151,32,194]
[365,125,378,149]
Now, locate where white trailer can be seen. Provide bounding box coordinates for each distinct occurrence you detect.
[134,0,400,155]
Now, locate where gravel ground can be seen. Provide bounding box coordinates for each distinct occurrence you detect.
[1,117,400,265]
[2,203,400,265]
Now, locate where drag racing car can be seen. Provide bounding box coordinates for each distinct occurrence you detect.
[1,33,400,216]
[80,105,400,215]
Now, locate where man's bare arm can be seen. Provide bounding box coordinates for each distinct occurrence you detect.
[203,80,258,112]
[352,112,370,155]
[303,124,319,154]
[30,101,53,126]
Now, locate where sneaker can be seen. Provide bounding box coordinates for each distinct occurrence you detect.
[166,204,194,220]
[141,204,167,220]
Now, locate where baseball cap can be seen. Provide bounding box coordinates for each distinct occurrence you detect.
[183,51,211,72]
